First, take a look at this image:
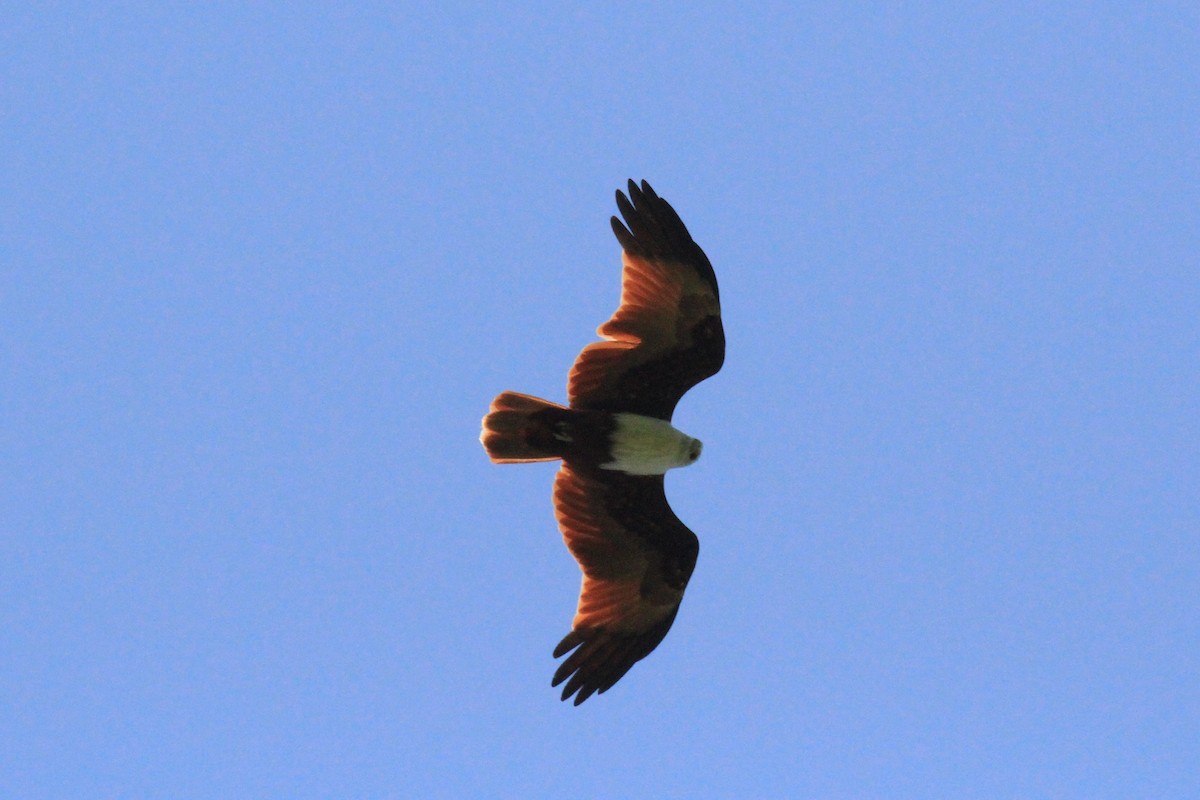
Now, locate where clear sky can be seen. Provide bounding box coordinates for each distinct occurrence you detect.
[3,3,1197,798]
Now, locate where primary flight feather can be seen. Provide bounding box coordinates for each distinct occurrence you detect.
[480,180,724,704]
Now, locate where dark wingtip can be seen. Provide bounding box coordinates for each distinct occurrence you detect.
[608,178,719,300]
[551,662,571,688]
[626,179,648,211]
[553,630,585,659]
[610,215,635,253]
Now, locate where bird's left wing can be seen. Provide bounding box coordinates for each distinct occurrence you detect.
[568,180,724,421]
[550,464,699,704]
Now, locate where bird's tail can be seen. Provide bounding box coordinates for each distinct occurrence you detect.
[480,392,569,464]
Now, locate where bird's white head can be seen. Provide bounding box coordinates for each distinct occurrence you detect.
[603,414,704,475]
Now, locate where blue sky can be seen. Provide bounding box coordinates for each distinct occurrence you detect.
[3,3,1198,798]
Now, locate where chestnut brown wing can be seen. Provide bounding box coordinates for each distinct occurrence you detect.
[550,464,700,704]
[567,180,724,421]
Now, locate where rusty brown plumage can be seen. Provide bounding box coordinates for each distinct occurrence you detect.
[568,180,724,421]
[480,180,722,704]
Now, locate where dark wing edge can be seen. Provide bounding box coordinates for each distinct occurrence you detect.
[551,607,682,705]
[610,179,720,301]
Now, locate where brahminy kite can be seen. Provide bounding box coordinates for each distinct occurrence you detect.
[480,180,724,704]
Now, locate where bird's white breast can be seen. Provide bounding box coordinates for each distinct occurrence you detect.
[600,413,699,476]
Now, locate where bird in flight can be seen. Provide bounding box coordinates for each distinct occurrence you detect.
[480,180,724,704]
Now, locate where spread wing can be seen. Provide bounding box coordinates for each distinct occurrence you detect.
[551,464,699,705]
[568,180,725,421]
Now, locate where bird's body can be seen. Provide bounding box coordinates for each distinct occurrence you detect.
[481,180,723,704]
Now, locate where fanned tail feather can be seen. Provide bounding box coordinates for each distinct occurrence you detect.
[480,392,567,464]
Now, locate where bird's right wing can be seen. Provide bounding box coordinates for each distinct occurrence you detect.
[550,464,699,704]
